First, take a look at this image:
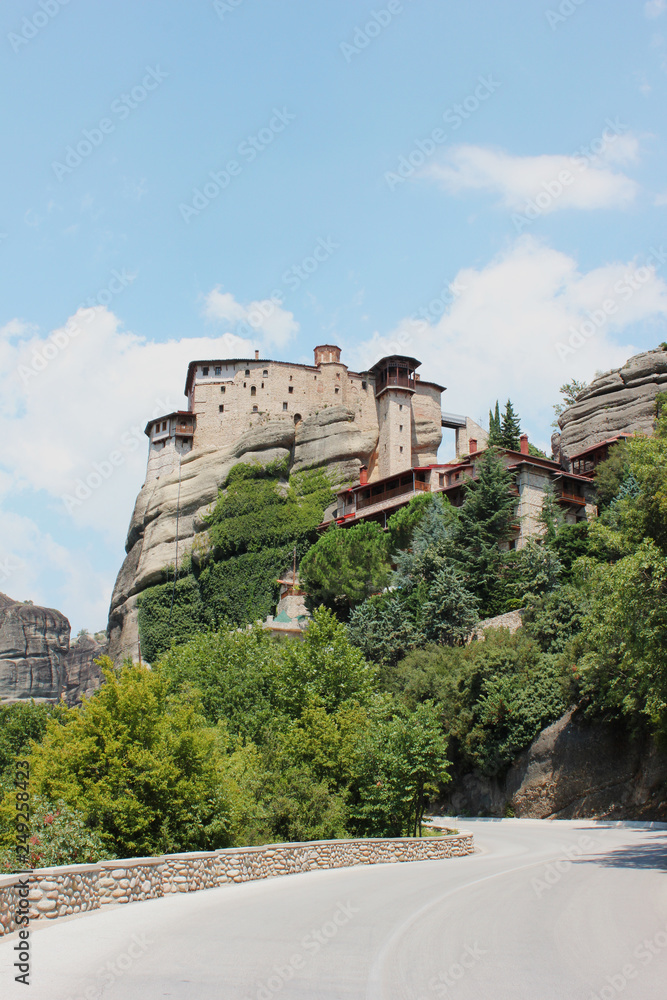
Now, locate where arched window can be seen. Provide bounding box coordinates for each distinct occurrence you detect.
[252,405,258,413]
[250,386,256,396]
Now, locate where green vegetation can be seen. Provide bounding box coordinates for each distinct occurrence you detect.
[488,398,522,450]
[138,460,333,661]
[4,384,667,865]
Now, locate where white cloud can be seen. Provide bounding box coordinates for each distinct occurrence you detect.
[349,238,667,453]
[645,0,666,18]
[203,287,299,347]
[0,308,255,540]
[423,140,639,214]
[0,509,110,633]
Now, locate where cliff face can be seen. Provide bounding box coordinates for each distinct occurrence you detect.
[555,347,667,466]
[440,709,667,821]
[0,593,105,705]
[107,409,378,663]
[0,594,69,702]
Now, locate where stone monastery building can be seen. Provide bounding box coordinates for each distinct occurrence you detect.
[145,344,596,550]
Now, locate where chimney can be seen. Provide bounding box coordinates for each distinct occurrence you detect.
[359,466,368,486]
[520,433,529,455]
[469,438,478,454]
[254,350,259,360]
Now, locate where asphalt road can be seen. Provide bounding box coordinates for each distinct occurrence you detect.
[1,818,666,999]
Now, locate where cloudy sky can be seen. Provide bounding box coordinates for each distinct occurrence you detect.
[1,0,666,632]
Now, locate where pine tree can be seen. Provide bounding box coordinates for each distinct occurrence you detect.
[488,400,503,446]
[500,399,521,451]
[450,450,518,616]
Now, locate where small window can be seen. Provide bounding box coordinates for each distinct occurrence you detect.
[439,473,444,487]
[263,369,268,376]
[283,402,288,411]
[251,386,256,396]
[219,404,224,413]
[252,405,258,413]
[335,387,340,394]
[245,369,250,376]
[399,425,403,432]
[362,381,367,390]
[288,386,294,394]
[214,366,221,376]
[243,382,247,388]
[162,422,167,431]
[220,386,225,393]
[399,404,403,411]
[261,382,264,389]
[400,446,403,453]
[202,366,209,376]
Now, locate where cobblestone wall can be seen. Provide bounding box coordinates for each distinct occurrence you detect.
[0,832,473,936]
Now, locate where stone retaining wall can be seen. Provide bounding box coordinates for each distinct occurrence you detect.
[0,832,473,936]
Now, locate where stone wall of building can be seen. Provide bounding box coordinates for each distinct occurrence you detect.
[0,833,474,936]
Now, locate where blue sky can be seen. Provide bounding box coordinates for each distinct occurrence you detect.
[1,0,666,632]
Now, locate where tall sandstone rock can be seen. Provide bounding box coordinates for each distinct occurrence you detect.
[106,409,378,663]
[554,346,667,466]
[0,593,105,705]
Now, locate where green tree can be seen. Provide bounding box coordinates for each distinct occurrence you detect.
[578,540,667,735]
[348,702,450,837]
[522,585,589,654]
[450,451,517,615]
[347,593,425,667]
[299,522,391,617]
[0,798,111,872]
[29,659,234,857]
[157,625,281,739]
[552,379,588,426]
[275,607,377,717]
[488,401,502,446]
[500,399,521,451]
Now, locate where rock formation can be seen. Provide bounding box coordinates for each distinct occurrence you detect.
[0,593,105,705]
[506,708,667,820]
[0,594,69,703]
[62,634,106,705]
[107,410,378,663]
[554,346,667,466]
[440,709,667,821]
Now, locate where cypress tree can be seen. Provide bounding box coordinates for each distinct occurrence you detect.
[500,399,521,451]
[488,400,503,446]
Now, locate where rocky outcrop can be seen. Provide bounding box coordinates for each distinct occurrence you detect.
[506,709,667,820]
[62,634,106,705]
[0,594,69,702]
[0,594,106,705]
[441,709,667,821]
[555,347,667,466]
[107,414,377,663]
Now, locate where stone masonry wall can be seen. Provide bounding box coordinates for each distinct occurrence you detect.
[0,833,473,936]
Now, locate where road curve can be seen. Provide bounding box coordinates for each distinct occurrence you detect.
[1,818,667,999]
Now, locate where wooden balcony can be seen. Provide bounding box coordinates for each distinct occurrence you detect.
[414,480,430,492]
[174,424,195,437]
[557,491,586,506]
